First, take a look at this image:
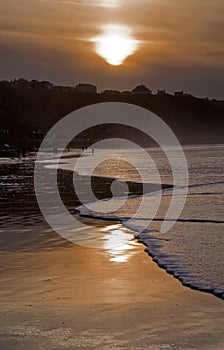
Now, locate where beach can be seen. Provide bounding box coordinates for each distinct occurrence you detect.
[0,154,224,349]
[1,0,224,347]
[0,220,224,349]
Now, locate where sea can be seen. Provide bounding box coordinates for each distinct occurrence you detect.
[52,144,224,299]
[1,144,224,299]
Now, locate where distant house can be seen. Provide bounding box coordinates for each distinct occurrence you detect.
[13,78,29,88]
[157,89,167,96]
[30,80,39,89]
[131,84,152,95]
[174,90,184,96]
[15,78,27,85]
[102,89,121,95]
[39,81,54,90]
[61,86,74,92]
[75,83,97,93]
[13,79,54,91]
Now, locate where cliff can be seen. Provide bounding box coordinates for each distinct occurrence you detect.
[0,80,223,147]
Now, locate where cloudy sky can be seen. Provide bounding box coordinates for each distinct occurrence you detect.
[0,0,224,98]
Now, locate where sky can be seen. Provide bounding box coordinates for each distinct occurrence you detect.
[0,0,224,98]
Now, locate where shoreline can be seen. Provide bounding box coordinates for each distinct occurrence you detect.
[78,209,224,300]
[137,235,224,301]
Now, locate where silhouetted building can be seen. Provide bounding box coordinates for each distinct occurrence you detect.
[75,83,97,93]
[102,89,121,95]
[131,84,152,95]
[175,90,184,96]
[56,86,74,92]
[12,79,55,91]
[13,78,28,88]
[30,80,39,89]
[157,89,167,96]
[39,81,54,90]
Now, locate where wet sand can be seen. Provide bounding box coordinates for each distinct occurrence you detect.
[0,218,224,350]
[0,159,224,349]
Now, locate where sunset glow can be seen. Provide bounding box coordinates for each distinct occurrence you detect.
[0,1,223,97]
[100,0,120,8]
[92,25,139,66]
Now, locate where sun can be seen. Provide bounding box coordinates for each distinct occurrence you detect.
[92,25,139,66]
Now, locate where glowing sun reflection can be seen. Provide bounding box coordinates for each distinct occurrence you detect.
[102,224,139,262]
[92,24,139,66]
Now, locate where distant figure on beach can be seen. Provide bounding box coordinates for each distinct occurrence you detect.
[92,148,94,156]
[53,147,58,155]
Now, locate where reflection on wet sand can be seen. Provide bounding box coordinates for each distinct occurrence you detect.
[102,224,139,262]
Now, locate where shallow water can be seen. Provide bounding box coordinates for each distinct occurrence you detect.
[74,145,224,298]
[1,145,224,299]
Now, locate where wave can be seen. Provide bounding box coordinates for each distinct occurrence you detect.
[76,207,224,225]
[136,233,224,300]
[76,178,224,300]
[77,204,224,300]
[47,157,224,300]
